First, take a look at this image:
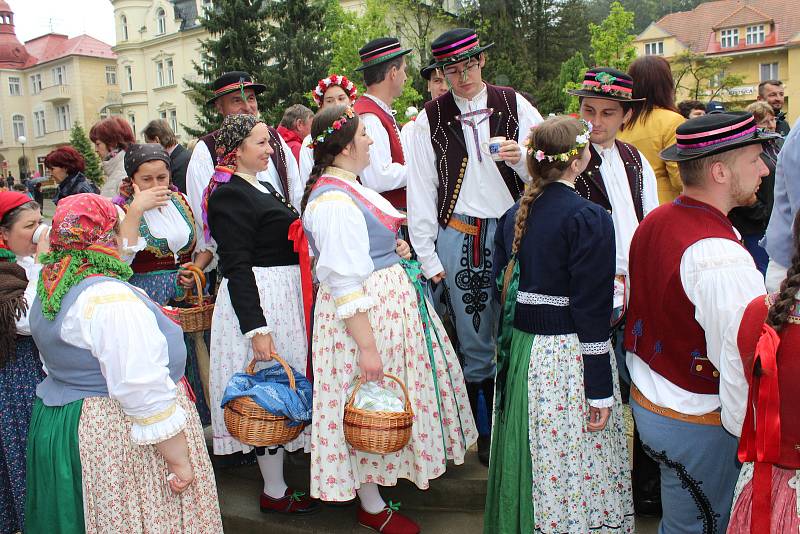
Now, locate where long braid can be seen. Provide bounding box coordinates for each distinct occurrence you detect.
[766,211,800,331]
[301,152,335,213]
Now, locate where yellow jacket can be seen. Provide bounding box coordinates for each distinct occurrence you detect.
[619,107,686,204]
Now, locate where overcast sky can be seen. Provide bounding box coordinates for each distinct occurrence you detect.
[8,0,116,46]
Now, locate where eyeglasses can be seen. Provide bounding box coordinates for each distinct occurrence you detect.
[443,59,480,80]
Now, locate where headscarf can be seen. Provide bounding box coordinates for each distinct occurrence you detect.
[201,113,263,241]
[113,143,175,207]
[0,191,36,366]
[37,194,132,320]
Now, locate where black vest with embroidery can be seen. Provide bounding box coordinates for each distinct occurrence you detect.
[201,125,289,197]
[575,140,645,222]
[424,84,523,227]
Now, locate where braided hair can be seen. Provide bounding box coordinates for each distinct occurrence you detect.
[501,116,586,303]
[766,210,800,331]
[300,105,361,213]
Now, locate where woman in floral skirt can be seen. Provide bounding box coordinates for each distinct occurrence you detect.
[486,116,634,533]
[302,105,478,534]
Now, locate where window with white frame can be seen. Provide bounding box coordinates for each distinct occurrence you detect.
[169,109,177,134]
[166,58,174,85]
[12,115,25,139]
[0,117,4,143]
[52,65,66,85]
[760,62,779,81]
[125,66,133,91]
[8,76,20,96]
[121,14,128,40]
[710,69,726,88]
[55,105,71,131]
[644,41,664,56]
[33,110,46,137]
[746,25,765,45]
[156,8,166,35]
[156,61,164,86]
[128,114,137,138]
[30,74,42,94]
[106,66,117,85]
[720,28,739,48]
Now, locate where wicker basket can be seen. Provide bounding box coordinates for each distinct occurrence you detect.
[343,374,414,454]
[178,265,214,333]
[223,355,306,447]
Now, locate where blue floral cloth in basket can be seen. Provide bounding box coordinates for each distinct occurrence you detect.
[220,363,312,426]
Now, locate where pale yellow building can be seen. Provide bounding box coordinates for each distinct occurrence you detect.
[634,0,798,124]
[0,0,118,179]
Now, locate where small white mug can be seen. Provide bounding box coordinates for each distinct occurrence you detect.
[481,136,506,161]
[32,224,50,245]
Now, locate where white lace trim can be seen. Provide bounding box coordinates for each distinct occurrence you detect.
[336,295,375,320]
[130,406,188,445]
[581,340,611,355]
[587,396,615,408]
[244,326,273,339]
[516,291,569,306]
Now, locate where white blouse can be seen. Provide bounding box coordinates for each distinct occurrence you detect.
[142,195,193,262]
[15,255,41,336]
[303,167,405,319]
[59,280,187,445]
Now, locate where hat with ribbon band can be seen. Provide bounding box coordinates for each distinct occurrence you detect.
[206,71,267,106]
[355,37,411,72]
[431,28,494,68]
[661,112,781,162]
[567,67,645,102]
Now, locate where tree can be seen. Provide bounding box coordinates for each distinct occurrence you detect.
[558,51,588,113]
[70,122,104,186]
[184,0,269,137]
[260,0,332,125]
[671,50,746,102]
[588,1,636,71]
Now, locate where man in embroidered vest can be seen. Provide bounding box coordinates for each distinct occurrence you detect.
[406,28,543,466]
[570,66,661,516]
[352,37,411,210]
[186,71,303,260]
[624,112,778,533]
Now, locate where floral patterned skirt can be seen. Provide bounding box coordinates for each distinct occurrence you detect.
[209,265,311,455]
[728,463,800,533]
[486,329,633,534]
[309,263,478,502]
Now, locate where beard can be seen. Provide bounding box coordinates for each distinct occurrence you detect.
[731,173,760,207]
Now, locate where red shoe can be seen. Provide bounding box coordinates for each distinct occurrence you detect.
[358,501,420,534]
[260,488,320,514]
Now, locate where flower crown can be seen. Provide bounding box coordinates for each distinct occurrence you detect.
[309,107,356,150]
[312,74,358,107]
[528,119,593,163]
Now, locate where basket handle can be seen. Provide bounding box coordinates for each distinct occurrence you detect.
[345,373,411,411]
[244,353,297,391]
[182,264,206,298]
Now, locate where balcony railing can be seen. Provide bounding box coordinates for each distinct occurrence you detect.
[40,84,71,102]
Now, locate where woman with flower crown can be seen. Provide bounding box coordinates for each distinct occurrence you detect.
[301,105,477,534]
[485,116,634,533]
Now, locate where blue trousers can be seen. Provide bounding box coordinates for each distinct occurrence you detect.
[435,214,498,383]
[742,232,768,276]
[631,397,740,534]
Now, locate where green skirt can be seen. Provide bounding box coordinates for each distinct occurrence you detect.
[483,329,534,534]
[25,398,84,534]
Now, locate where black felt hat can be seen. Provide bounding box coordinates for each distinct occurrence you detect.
[205,71,266,106]
[431,28,494,68]
[421,58,440,80]
[567,67,645,102]
[355,37,411,72]
[661,112,781,162]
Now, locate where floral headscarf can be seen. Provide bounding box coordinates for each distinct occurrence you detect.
[37,193,132,319]
[201,113,264,241]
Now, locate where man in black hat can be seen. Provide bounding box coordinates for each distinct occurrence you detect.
[352,37,411,210]
[570,66,661,515]
[406,28,543,466]
[623,112,777,533]
[400,59,448,162]
[186,71,303,261]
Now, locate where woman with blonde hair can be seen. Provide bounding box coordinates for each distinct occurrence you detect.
[485,116,634,533]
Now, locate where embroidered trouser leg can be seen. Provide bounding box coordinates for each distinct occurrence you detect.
[631,397,740,534]
[435,214,498,384]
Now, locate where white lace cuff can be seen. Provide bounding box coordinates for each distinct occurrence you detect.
[244,326,272,339]
[119,236,147,264]
[193,246,218,272]
[130,403,188,445]
[581,340,612,355]
[587,396,615,409]
[335,292,375,319]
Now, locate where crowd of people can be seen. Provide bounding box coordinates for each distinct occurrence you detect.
[0,24,797,534]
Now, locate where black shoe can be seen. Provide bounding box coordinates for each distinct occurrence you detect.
[477,435,490,466]
[633,495,662,518]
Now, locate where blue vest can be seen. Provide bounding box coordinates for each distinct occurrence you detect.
[30,276,186,407]
[306,182,401,272]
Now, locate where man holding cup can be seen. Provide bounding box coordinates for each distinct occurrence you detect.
[406,27,543,466]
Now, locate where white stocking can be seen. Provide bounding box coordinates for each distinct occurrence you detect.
[256,448,288,498]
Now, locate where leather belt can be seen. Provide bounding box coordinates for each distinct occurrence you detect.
[631,384,721,426]
[447,218,479,236]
